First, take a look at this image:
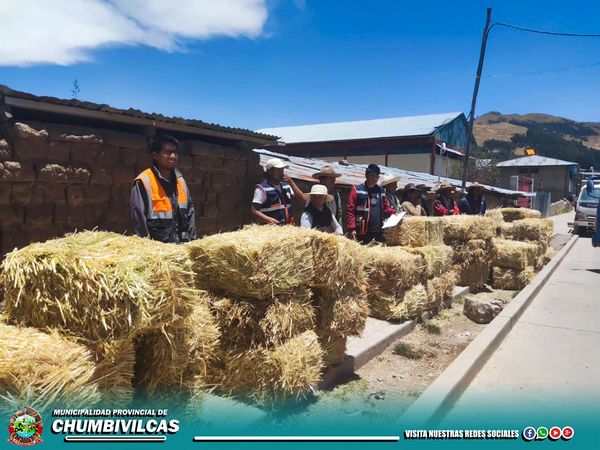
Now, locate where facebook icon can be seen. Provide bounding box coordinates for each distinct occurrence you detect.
[522,427,537,441]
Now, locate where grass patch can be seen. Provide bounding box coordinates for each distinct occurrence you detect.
[393,342,425,360]
[424,322,441,335]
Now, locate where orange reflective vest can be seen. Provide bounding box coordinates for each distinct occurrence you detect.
[134,168,192,242]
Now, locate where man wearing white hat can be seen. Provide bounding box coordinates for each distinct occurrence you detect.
[312,165,343,227]
[300,184,343,235]
[251,157,306,225]
[379,173,401,212]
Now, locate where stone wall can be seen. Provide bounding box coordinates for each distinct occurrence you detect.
[0,121,263,256]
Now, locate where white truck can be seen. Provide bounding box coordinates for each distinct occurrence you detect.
[574,183,600,234]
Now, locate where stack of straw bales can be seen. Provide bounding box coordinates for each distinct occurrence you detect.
[384,216,444,247]
[187,226,368,404]
[0,323,101,415]
[501,218,554,269]
[1,231,218,405]
[440,216,496,287]
[363,246,428,321]
[490,238,538,290]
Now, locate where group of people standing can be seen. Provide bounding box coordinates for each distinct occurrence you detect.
[129,135,486,245]
[250,157,487,244]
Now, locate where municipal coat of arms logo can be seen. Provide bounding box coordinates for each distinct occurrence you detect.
[7,407,43,446]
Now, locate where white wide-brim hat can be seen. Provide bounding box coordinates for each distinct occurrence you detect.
[379,173,401,187]
[265,157,289,170]
[307,183,334,203]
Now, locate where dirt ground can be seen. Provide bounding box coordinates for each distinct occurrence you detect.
[300,233,572,419]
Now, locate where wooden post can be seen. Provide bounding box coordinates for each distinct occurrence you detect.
[462,8,493,191]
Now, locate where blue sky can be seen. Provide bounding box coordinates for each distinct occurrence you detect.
[1,0,599,131]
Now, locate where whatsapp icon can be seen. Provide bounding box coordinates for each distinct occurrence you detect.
[536,427,549,440]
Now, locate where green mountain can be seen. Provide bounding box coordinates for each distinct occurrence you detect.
[474,112,600,169]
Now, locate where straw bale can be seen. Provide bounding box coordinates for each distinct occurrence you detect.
[401,245,453,278]
[187,226,341,300]
[440,215,497,241]
[90,339,135,406]
[502,218,554,243]
[538,246,555,269]
[499,208,542,222]
[211,330,323,405]
[426,271,458,311]
[211,294,314,347]
[0,324,100,415]
[384,216,444,247]
[134,295,219,396]
[492,266,535,290]
[492,238,538,270]
[368,283,428,321]
[1,231,195,342]
[313,287,369,337]
[364,246,426,292]
[317,331,347,366]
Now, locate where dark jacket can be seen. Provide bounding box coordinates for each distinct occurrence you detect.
[458,195,487,215]
[347,182,396,235]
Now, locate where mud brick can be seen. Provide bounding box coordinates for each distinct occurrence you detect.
[103,130,147,149]
[196,217,218,236]
[89,166,112,185]
[83,204,108,229]
[12,138,49,160]
[47,141,71,163]
[1,226,17,254]
[0,139,12,161]
[66,185,86,206]
[120,148,140,167]
[25,203,54,226]
[178,154,193,172]
[54,204,88,228]
[223,159,248,174]
[70,142,99,165]
[112,166,136,184]
[191,155,223,171]
[31,182,66,204]
[0,184,10,204]
[10,183,33,205]
[0,205,24,227]
[86,185,111,203]
[95,146,121,165]
[188,141,225,159]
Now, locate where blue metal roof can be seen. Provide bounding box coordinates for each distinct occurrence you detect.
[257,112,464,143]
[255,148,531,197]
[497,155,579,167]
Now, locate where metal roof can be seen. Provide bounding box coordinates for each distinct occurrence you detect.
[257,112,464,143]
[497,155,579,167]
[0,85,278,145]
[255,148,531,197]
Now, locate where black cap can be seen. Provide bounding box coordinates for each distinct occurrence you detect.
[366,164,381,176]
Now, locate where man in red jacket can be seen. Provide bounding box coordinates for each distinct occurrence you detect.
[433,181,460,216]
[347,164,397,244]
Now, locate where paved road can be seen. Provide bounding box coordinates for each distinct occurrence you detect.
[446,236,600,421]
[550,211,574,236]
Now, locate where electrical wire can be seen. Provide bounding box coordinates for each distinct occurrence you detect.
[485,61,600,79]
[494,22,600,37]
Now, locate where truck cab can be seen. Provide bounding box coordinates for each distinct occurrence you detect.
[574,184,600,234]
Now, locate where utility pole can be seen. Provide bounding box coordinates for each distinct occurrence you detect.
[462,8,492,191]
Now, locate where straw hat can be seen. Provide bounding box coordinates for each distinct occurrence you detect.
[312,165,342,180]
[265,158,288,170]
[307,184,334,203]
[436,180,456,193]
[379,173,400,187]
[401,183,419,193]
[467,181,484,192]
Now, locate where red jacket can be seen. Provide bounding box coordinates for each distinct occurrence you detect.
[433,195,460,216]
[347,183,397,233]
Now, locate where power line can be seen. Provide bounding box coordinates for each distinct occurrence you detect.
[485,61,600,79]
[494,22,600,37]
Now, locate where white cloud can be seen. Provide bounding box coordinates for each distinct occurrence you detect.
[0,0,268,66]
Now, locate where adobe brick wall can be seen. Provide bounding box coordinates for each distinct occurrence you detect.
[0,121,263,256]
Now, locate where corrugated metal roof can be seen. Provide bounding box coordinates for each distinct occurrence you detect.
[257,112,464,143]
[255,148,531,197]
[497,155,579,167]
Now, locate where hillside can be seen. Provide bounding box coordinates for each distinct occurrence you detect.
[473,111,600,168]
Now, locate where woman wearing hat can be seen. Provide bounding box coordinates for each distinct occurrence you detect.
[400,183,424,216]
[312,165,343,226]
[300,184,343,235]
[379,173,401,212]
[433,181,459,216]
